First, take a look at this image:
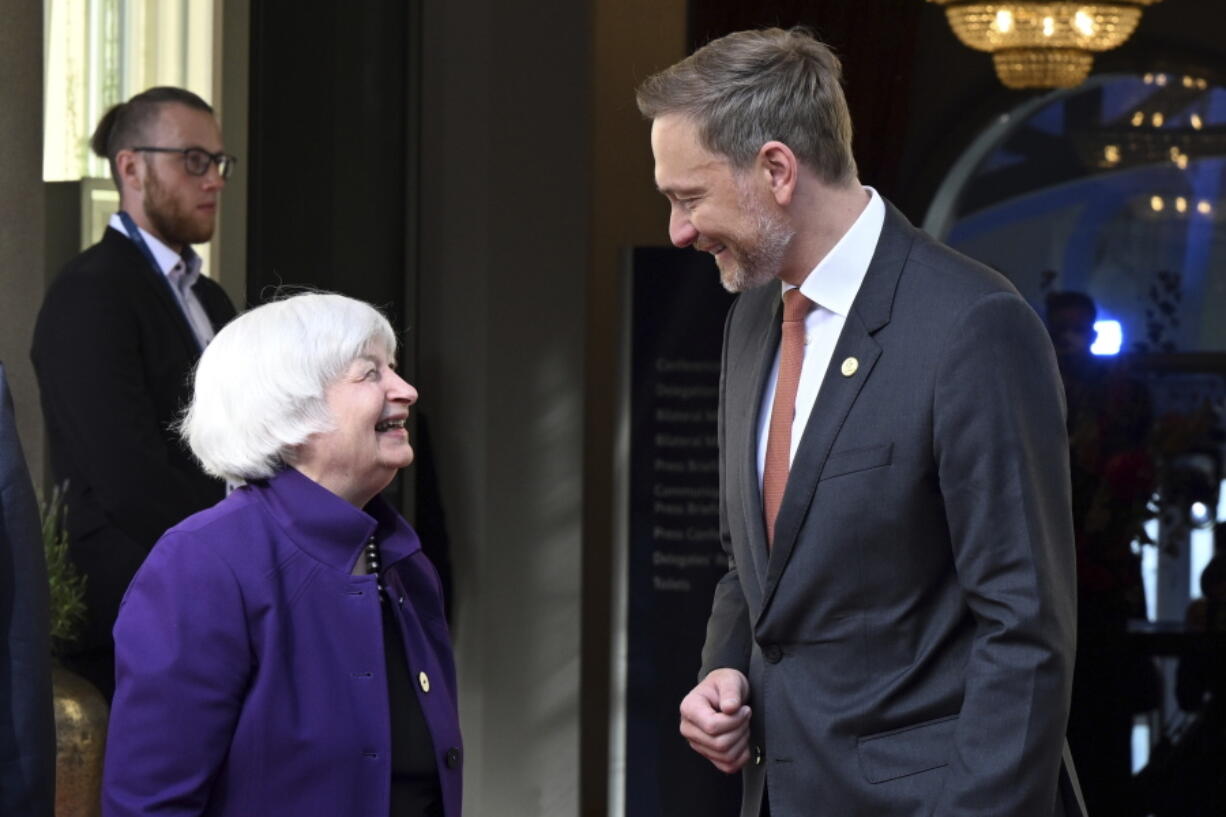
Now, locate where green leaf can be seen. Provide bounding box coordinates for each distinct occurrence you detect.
[41,483,86,655]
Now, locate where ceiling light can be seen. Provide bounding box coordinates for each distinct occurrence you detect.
[928,1,1164,88]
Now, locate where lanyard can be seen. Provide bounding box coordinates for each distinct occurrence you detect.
[116,211,203,351]
[117,211,172,276]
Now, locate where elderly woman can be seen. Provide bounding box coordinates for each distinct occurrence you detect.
[103,293,460,817]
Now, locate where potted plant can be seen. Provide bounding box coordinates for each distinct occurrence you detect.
[43,485,108,817]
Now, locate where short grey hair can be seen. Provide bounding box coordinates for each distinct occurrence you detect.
[181,292,398,483]
[636,27,856,185]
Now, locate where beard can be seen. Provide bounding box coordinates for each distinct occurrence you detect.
[716,184,795,293]
[143,165,216,247]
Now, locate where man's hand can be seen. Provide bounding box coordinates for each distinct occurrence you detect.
[679,668,752,774]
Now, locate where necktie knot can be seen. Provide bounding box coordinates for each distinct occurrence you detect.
[783,289,814,323]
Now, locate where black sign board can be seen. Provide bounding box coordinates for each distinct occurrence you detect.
[621,247,741,817]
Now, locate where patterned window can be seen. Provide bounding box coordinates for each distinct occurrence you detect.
[43,0,215,182]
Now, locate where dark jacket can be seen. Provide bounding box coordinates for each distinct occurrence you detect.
[30,227,237,659]
[707,201,1085,817]
[0,361,55,816]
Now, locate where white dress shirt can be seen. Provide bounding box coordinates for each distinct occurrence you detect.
[756,187,886,487]
[108,213,216,348]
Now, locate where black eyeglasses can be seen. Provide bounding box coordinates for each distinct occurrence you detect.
[131,146,238,179]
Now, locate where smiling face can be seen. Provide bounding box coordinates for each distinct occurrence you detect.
[293,345,418,507]
[651,114,794,292]
[119,102,225,251]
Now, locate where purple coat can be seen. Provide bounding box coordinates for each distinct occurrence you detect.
[103,467,462,817]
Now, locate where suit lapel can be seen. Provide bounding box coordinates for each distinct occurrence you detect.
[759,202,915,613]
[762,317,880,604]
[194,278,238,332]
[105,228,204,357]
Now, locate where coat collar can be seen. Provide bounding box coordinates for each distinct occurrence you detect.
[101,226,205,356]
[847,199,913,333]
[253,467,421,573]
[787,186,886,317]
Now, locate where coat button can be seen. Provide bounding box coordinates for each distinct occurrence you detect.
[763,644,782,663]
[751,744,764,766]
[418,671,431,693]
[445,747,462,769]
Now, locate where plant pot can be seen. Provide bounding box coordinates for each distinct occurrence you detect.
[52,662,108,817]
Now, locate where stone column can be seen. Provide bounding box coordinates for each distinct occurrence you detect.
[0,0,48,490]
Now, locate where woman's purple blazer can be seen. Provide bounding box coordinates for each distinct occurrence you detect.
[103,467,462,817]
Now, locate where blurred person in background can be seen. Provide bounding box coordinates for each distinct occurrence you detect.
[31,87,238,699]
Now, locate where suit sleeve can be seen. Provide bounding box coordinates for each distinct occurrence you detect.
[931,291,1076,817]
[0,365,56,817]
[700,297,753,679]
[32,270,222,547]
[103,532,249,816]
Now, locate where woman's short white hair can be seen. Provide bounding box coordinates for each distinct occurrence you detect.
[182,291,398,483]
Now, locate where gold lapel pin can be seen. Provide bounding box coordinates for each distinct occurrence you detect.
[841,357,859,377]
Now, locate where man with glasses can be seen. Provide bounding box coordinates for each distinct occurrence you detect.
[31,87,238,700]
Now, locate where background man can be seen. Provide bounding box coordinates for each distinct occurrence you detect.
[1045,290,1154,817]
[31,87,238,700]
[638,29,1085,816]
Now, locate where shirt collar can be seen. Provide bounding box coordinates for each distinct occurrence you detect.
[783,186,886,316]
[108,212,202,284]
[251,466,422,572]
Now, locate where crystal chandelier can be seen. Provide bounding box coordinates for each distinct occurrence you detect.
[927,1,1163,89]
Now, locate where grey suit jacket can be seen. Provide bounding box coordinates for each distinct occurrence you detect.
[0,362,55,816]
[702,202,1086,817]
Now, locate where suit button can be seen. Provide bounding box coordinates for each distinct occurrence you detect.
[445,747,462,769]
[763,644,782,663]
[751,744,764,766]
[419,671,431,693]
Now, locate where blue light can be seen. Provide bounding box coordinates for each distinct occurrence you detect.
[1092,320,1122,355]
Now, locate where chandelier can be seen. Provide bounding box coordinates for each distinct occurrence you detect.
[927,2,1163,89]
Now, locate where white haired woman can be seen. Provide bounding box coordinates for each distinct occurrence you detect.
[102,292,461,817]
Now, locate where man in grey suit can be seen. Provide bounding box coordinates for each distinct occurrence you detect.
[638,28,1086,817]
